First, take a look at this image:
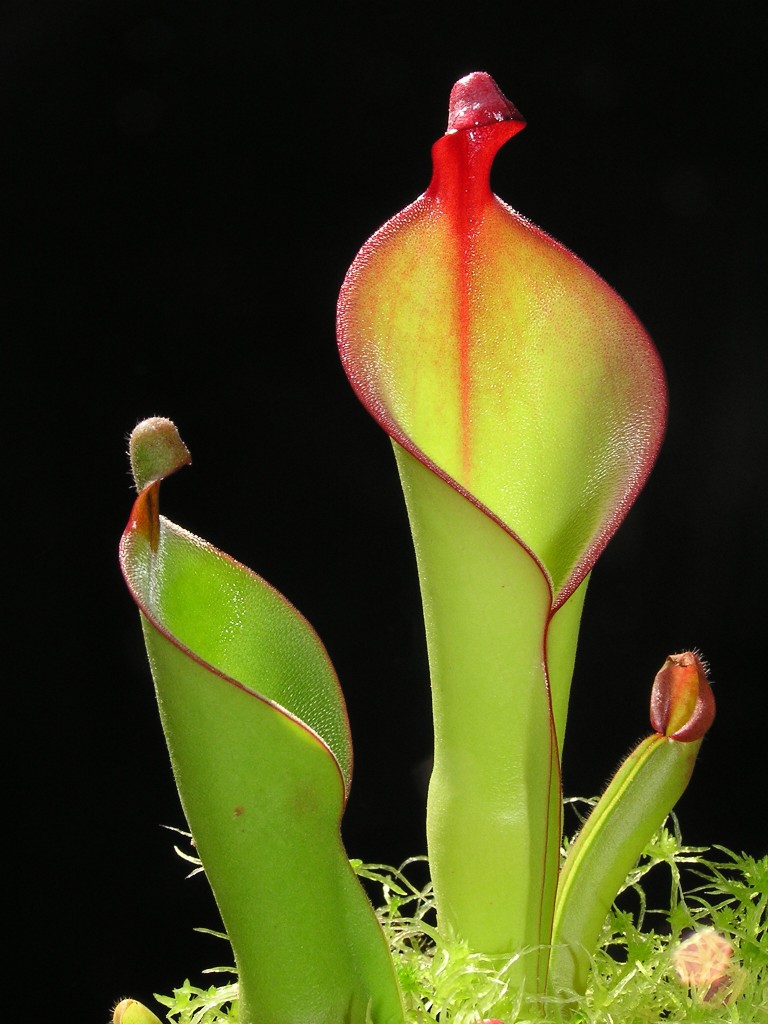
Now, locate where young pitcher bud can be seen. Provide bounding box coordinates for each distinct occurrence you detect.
[650,651,715,741]
[112,998,163,1024]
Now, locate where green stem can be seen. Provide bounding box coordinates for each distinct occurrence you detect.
[394,444,573,994]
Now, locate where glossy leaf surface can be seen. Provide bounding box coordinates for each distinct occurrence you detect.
[119,419,403,1024]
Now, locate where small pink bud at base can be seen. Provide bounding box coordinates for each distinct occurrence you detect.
[650,651,715,741]
[673,927,734,1002]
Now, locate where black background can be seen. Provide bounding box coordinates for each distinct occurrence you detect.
[5,1,765,1018]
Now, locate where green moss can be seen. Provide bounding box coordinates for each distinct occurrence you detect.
[154,974,239,1024]
[151,814,767,1024]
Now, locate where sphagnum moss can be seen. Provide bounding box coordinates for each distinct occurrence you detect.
[131,814,766,1024]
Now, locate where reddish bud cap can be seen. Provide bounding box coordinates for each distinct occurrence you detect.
[447,71,526,133]
[650,651,715,741]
